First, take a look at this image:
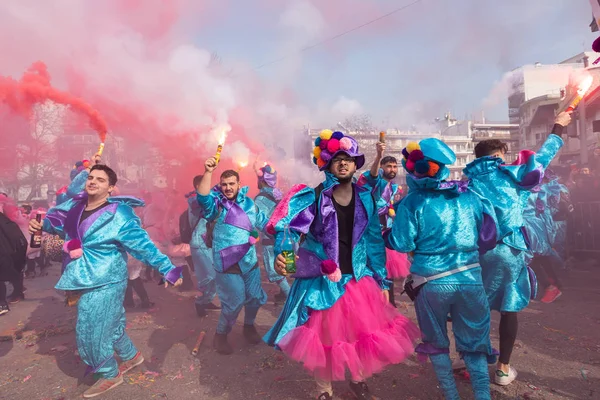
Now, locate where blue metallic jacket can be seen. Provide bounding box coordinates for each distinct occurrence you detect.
[358,170,399,229]
[263,172,389,347]
[269,172,388,288]
[463,134,563,251]
[386,175,498,283]
[187,192,209,251]
[44,193,180,291]
[56,170,89,205]
[523,179,566,257]
[196,186,269,273]
[254,186,280,243]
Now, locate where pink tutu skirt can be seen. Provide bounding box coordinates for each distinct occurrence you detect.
[385,248,411,279]
[278,276,420,382]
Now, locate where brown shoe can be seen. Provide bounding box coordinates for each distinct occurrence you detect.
[118,352,144,374]
[83,373,123,398]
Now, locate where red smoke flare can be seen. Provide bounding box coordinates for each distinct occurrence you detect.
[0,61,107,142]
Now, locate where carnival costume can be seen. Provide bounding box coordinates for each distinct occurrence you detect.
[254,164,290,298]
[43,192,182,380]
[196,185,268,340]
[358,169,410,281]
[463,133,563,313]
[385,138,498,400]
[263,131,418,397]
[186,191,216,311]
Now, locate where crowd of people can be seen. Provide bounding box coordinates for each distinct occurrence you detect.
[0,110,593,399]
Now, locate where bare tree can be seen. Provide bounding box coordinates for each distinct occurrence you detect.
[15,103,64,200]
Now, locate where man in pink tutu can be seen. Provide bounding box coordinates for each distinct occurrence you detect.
[385,138,499,400]
[263,130,419,400]
[358,141,411,307]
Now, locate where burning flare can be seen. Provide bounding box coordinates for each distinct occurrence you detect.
[214,130,227,164]
[566,75,594,112]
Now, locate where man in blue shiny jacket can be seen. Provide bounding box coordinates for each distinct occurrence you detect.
[196,158,269,355]
[29,164,183,398]
[386,138,498,400]
[463,111,571,386]
[253,162,290,302]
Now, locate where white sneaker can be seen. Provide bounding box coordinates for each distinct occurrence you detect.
[495,366,518,386]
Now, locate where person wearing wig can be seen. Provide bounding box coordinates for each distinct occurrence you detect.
[358,141,411,306]
[463,111,571,386]
[263,130,419,400]
[195,161,269,355]
[253,161,290,302]
[28,164,183,398]
[385,138,499,400]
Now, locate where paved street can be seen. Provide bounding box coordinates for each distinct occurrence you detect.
[1,262,599,400]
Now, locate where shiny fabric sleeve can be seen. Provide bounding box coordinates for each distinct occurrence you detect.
[67,170,89,198]
[365,203,390,290]
[196,191,219,222]
[387,203,418,253]
[535,134,564,169]
[358,170,387,200]
[42,199,77,238]
[254,204,270,232]
[271,186,316,254]
[187,195,201,227]
[118,214,177,279]
[253,196,271,232]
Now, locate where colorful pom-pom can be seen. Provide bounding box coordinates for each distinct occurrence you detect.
[317,158,326,168]
[313,157,318,165]
[315,137,322,146]
[250,230,259,239]
[327,139,340,154]
[427,162,440,177]
[319,139,329,150]
[321,259,338,275]
[339,137,352,151]
[405,159,416,171]
[313,147,322,158]
[75,161,83,167]
[402,148,409,159]
[248,236,258,245]
[327,268,342,283]
[331,131,344,140]
[406,142,421,153]
[82,160,91,168]
[408,150,424,162]
[66,238,82,251]
[319,129,333,140]
[69,248,83,259]
[388,208,396,217]
[415,159,430,174]
[320,149,332,162]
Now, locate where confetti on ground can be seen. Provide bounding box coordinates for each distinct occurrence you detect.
[126,372,157,388]
[168,371,183,381]
[22,375,31,383]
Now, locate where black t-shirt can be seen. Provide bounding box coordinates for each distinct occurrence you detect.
[332,189,355,275]
[80,202,111,224]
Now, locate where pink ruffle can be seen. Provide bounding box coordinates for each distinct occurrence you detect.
[385,248,411,279]
[278,276,420,382]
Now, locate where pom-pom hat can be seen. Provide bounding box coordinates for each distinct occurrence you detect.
[401,138,456,179]
[312,130,365,171]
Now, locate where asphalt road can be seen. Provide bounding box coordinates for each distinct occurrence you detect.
[1,262,598,400]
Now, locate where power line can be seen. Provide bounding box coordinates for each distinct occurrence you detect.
[253,0,422,70]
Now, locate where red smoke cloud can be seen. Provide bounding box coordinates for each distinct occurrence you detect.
[0,61,108,142]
